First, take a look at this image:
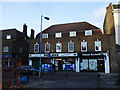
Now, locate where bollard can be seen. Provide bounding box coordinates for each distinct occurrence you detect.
[97,73,100,88]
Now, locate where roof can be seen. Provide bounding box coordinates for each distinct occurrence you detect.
[36,22,100,38]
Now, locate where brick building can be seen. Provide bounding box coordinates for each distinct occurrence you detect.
[29,22,117,73]
[1,24,30,88]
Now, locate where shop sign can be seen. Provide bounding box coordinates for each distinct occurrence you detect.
[82,53,103,56]
[51,53,77,57]
[29,54,49,57]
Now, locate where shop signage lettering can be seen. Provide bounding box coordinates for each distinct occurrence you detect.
[82,53,102,56]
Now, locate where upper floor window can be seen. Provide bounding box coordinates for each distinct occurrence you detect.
[55,32,62,38]
[6,35,11,39]
[3,58,12,68]
[45,42,50,53]
[68,41,74,52]
[85,30,92,36]
[81,40,87,52]
[69,31,76,37]
[56,41,62,52]
[19,47,23,53]
[3,46,9,52]
[34,43,39,53]
[95,39,101,51]
[42,34,48,39]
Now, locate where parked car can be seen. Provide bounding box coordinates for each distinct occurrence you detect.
[20,65,40,75]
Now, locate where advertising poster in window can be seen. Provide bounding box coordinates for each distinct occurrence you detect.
[81,59,88,70]
[89,59,97,71]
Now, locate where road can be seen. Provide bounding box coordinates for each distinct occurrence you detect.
[20,72,119,88]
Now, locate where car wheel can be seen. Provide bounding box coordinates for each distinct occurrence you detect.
[32,71,36,75]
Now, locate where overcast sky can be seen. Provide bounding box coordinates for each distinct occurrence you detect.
[0,1,119,36]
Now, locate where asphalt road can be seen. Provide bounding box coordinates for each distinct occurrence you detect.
[20,72,119,88]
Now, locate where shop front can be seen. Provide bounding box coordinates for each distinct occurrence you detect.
[79,51,108,72]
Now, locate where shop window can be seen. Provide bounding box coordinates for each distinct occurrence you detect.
[42,34,48,39]
[69,31,76,37]
[68,41,74,52]
[6,35,11,39]
[81,40,87,52]
[3,46,9,52]
[95,39,101,51]
[55,32,62,38]
[45,42,50,53]
[56,41,62,52]
[85,30,92,36]
[34,43,39,53]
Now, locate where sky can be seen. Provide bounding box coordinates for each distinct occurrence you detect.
[0,1,119,37]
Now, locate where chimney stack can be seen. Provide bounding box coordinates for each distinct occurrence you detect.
[30,29,34,39]
[23,23,27,37]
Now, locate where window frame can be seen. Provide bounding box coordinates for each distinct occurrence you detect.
[68,41,74,52]
[95,40,101,51]
[69,31,76,37]
[3,46,9,52]
[56,42,62,52]
[34,43,39,53]
[6,35,11,39]
[45,42,50,53]
[42,33,48,39]
[81,41,87,52]
[85,30,92,36]
[55,32,62,38]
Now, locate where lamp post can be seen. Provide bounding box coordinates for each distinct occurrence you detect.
[39,15,49,81]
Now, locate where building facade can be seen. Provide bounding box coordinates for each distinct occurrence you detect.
[29,22,117,73]
[104,2,120,73]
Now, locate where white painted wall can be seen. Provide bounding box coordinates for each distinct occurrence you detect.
[75,58,80,72]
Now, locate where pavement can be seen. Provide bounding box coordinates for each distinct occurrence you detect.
[18,71,119,88]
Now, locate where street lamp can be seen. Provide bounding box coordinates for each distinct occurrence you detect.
[39,15,50,81]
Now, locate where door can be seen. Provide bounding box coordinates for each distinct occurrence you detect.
[97,60,104,72]
[58,60,62,71]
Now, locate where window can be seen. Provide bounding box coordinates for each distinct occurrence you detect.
[45,42,50,52]
[68,41,74,52]
[6,35,11,39]
[85,30,92,36]
[55,32,62,38]
[34,43,39,53]
[3,46,9,52]
[19,47,23,53]
[56,41,62,52]
[81,40,87,52]
[69,31,76,37]
[95,40,101,51]
[3,58,11,67]
[42,34,48,39]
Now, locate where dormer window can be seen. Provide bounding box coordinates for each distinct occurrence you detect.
[85,30,92,36]
[42,34,48,39]
[6,35,11,39]
[69,31,76,37]
[55,32,62,38]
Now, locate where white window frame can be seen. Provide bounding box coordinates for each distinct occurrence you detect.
[45,42,50,53]
[42,34,48,39]
[55,32,62,38]
[69,31,76,37]
[34,43,39,53]
[95,40,101,51]
[3,46,9,52]
[68,41,74,52]
[81,40,87,52]
[85,30,92,36]
[56,42,62,52]
[6,35,11,39]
